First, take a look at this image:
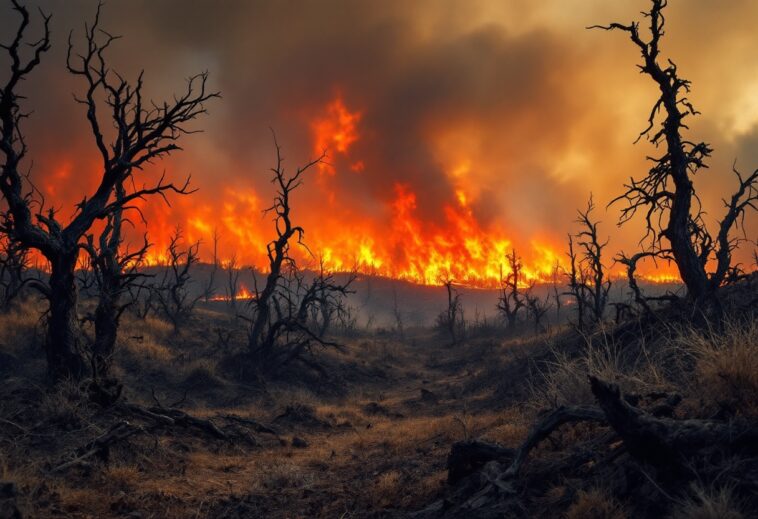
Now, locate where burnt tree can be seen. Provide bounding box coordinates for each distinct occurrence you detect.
[154,229,202,332]
[593,0,758,319]
[564,235,588,330]
[0,226,30,311]
[248,137,323,366]
[0,2,216,380]
[550,262,562,321]
[202,227,221,303]
[437,279,463,344]
[574,196,611,325]
[82,181,150,379]
[525,284,549,334]
[224,253,241,311]
[247,137,354,372]
[497,249,525,329]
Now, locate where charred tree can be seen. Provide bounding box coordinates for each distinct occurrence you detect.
[0,2,216,380]
[437,279,463,344]
[225,253,241,312]
[154,229,202,332]
[550,263,562,321]
[247,137,323,366]
[202,228,221,303]
[574,196,611,325]
[82,181,150,379]
[247,137,354,373]
[593,0,758,320]
[392,286,405,340]
[525,285,549,334]
[497,249,526,330]
[564,235,588,330]
[0,228,30,311]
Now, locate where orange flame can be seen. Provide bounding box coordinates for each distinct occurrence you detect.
[19,93,685,288]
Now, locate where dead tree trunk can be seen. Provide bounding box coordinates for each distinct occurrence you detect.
[83,182,149,379]
[155,229,202,333]
[497,250,525,330]
[248,136,323,367]
[564,235,587,330]
[225,254,241,312]
[594,0,758,320]
[574,196,611,325]
[0,231,30,311]
[0,2,216,380]
[439,280,463,344]
[46,252,84,379]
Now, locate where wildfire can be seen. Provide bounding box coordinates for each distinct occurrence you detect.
[23,93,685,288]
[311,95,361,176]
[208,284,256,302]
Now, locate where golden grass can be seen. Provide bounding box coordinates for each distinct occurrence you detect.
[678,319,758,416]
[118,315,175,363]
[669,484,745,519]
[530,330,665,409]
[565,488,628,519]
[0,299,41,354]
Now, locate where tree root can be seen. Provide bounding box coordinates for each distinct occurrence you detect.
[424,375,758,516]
[52,421,143,473]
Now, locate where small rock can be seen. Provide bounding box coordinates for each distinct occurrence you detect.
[0,481,21,519]
[0,483,16,500]
[420,388,439,404]
[291,437,308,448]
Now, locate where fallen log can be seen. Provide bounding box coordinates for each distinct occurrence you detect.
[146,406,227,439]
[429,375,758,516]
[588,376,758,464]
[220,414,279,436]
[502,405,606,479]
[52,421,143,473]
[447,440,515,484]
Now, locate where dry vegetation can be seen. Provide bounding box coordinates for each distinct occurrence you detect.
[1,1,757,518]
[1,287,756,518]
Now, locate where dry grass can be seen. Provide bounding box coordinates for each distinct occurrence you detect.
[565,488,628,519]
[0,298,42,355]
[180,358,226,388]
[2,295,757,518]
[530,329,666,409]
[669,484,745,519]
[676,319,758,416]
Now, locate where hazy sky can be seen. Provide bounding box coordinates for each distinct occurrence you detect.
[2,0,757,281]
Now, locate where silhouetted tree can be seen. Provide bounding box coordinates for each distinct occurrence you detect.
[202,227,221,302]
[593,0,758,319]
[0,230,30,311]
[525,284,549,334]
[563,198,611,329]
[154,229,202,332]
[0,2,216,380]
[575,196,611,325]
[497,249,525,329]
[392,286,405,340]
[550,262,562,321]
[81,181,150,379]
[564,235,588,330]
[224,253,241,312]
[247,137,353,372]
[616,250,675,317]
[437,279,463,344]
[309,261,355,338]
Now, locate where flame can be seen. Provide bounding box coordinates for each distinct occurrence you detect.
[208,283,256,302]
[17,93,688,289]
[311,95,361,175]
